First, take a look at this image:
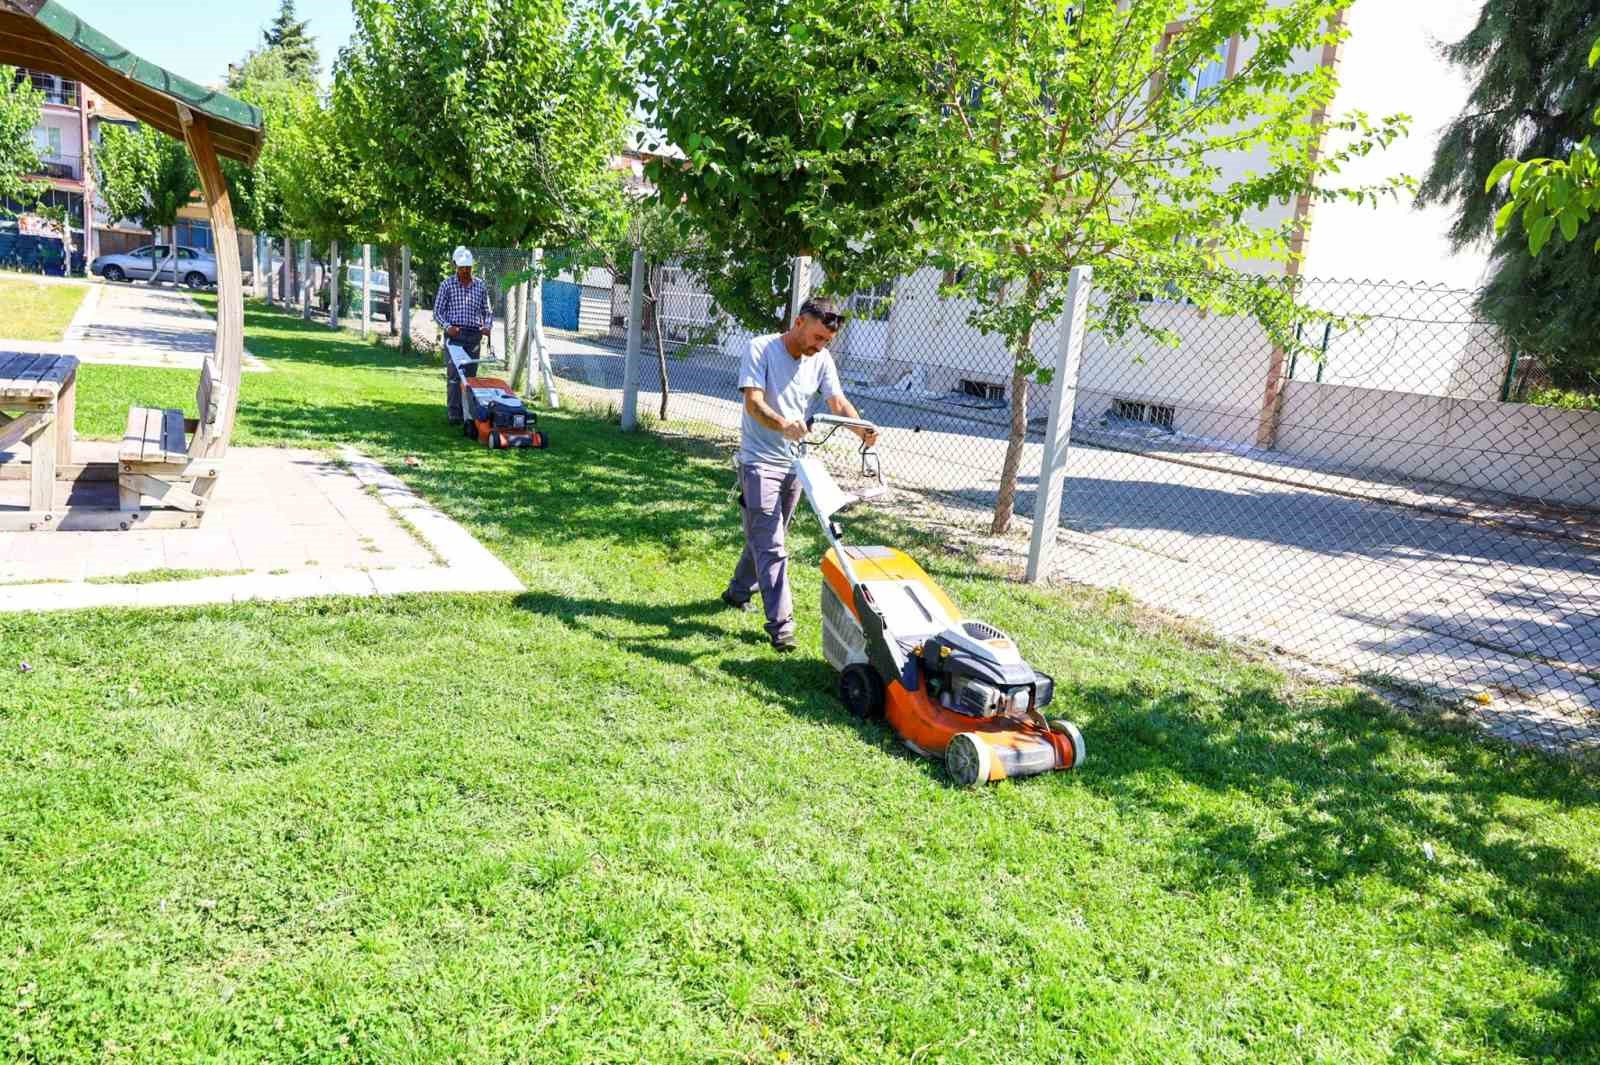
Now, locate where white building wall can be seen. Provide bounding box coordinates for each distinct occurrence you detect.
[1299,0,1490,288]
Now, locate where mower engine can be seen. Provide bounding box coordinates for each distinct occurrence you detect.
[921,621,1056,719]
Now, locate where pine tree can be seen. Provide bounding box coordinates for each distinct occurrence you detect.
[1419,0,1600,389]
[263,0,320,85]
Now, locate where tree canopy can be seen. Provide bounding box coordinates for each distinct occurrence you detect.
[0,66,44,217]
[1420,0,1600,389]
[229,0,321,88]
[622,0,1407,531]
[334,0,631,253]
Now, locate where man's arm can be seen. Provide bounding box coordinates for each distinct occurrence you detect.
[743,387,806,440]
[478,285,493,336]
[434,281,456,338]
[826,393,879,446]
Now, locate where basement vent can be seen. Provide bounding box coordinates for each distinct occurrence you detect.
[1111,399,1147,422]
[961,379,1005,401]
[1149,404,1176,429]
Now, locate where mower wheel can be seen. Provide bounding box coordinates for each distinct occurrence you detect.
[533,431,549,449]
[463,419,477,441]
[838,664,884,719]
[1049,719,1086,769]
[945,732,992,787]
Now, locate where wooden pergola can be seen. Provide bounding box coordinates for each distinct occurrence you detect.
[0,0,264,531]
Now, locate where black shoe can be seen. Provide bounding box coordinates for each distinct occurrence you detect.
[720,590,754,613]
[771,634,798,653]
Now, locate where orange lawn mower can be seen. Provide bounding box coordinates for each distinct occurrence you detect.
[797,415,1085,786]
[446,336,549,451]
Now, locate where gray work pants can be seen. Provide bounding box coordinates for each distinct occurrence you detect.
[726,462,802,641]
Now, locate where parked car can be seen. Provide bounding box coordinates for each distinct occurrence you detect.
[348,263,393,322]
[90,244,216,288]
[317,263,394,321]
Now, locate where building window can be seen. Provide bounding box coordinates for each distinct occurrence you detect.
[174,219,214,253]
[961,379,1005,402]
[847,281,893,322]
[1160,23,1239,103]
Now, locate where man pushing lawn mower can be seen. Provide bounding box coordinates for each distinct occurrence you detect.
[436,246,493,425]
[721,296,877,652]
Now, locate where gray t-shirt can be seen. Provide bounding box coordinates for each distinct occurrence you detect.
[736,333,843,470]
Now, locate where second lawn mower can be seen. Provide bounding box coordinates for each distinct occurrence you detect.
[797,414,1085,786]
[446,339,549,450]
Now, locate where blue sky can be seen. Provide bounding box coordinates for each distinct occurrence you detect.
[62,1,356,88]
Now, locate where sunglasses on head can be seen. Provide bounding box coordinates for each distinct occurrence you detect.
[813,311,845,330]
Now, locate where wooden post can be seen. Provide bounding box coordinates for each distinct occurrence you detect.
[361,243,371,338]
[399,245,412,350]
[177,109,244,467]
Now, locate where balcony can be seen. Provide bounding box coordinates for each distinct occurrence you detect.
[31,153,82,182]
[38,85,79,108]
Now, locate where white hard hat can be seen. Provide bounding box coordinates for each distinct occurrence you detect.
[452,246,474,268]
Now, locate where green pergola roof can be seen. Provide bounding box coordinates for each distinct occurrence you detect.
[0,0,264,164]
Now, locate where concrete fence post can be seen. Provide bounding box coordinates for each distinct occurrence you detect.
[361,243,371,338]
[1025,265,1093,584]
[531,248,559,409]
[300,239,311,320]
[399,245,412,351]
[329,240,341,327]
[621,247,646,431]
[787,255,814,325]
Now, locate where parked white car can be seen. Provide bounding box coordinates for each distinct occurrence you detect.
[91,244,217,288]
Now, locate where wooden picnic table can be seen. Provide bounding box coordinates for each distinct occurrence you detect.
[0,352,78,512]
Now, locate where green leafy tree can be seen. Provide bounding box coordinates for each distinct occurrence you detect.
[1487,38,1600,256]
[0,66,44,216]
[93,123,198,284]
[334,0,630,254]
[613,0,945,331]
[1420,1,1600,391]
[627,0,1407,533]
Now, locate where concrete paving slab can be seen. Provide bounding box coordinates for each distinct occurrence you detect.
[0,442,521,613]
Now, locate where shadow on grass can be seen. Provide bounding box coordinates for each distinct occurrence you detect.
[1074,676,1600,1060]
[223,297,422,371]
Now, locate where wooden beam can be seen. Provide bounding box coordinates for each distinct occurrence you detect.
[0,411,45,453]
[178,111,243,463]
[120,473,206,513]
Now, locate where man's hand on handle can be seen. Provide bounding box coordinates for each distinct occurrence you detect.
[447,324,460,339]
[780,418,808,442]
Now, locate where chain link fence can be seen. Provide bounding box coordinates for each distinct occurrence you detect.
[536,258,1600,758]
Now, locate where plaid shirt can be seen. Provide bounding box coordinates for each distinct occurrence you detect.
[433,275,493,332]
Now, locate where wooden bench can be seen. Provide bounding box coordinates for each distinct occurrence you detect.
[117,355,226,519]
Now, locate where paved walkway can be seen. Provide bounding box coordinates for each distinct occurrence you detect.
[0,282,266,371]
[0,443,521,612]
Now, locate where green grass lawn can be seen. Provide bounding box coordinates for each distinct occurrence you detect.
[0,277,88,342]
[3,300,1598,1062]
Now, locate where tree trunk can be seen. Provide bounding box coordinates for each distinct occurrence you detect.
[649,285,671,421]
[384,248,401,335]
[990,273,1045,536]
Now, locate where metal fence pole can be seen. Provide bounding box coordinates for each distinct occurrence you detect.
[361,243,371,338]
[622,247,645,430]
[1025,265,1092,584]
[399,245,412,350]
[787,255,814,325]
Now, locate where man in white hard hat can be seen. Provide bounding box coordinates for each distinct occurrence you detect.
[434,246,494,424]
